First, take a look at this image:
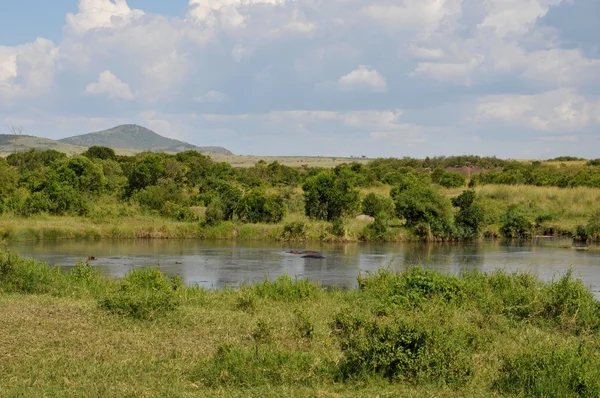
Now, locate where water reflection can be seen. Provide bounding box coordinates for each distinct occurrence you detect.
[6,239,600,295]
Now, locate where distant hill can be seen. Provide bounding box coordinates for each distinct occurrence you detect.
[59,124,233,155]
[0,134,87,156]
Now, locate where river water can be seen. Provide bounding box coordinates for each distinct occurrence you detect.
[6,238,600,294]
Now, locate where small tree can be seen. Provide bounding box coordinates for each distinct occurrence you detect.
[451,190,484,239]
[302,171,360,221]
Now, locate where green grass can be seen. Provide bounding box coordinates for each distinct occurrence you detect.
[2,250,600,396]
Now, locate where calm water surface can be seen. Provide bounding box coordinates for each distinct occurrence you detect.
[8,239,600,294]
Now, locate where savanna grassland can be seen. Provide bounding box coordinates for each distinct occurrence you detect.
[2,250,600,397]
[2,148,600,244]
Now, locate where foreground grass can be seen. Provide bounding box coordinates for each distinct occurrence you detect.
[2,250,600,397]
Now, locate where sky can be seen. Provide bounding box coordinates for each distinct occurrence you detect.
[0,0,599,158]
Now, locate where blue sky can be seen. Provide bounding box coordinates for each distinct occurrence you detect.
[1,0,599,158]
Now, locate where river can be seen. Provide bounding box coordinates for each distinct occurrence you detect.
[6,238,600,295]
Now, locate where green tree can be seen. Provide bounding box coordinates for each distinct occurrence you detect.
[126,153,165,194]
[302,171,360,221]
[82,146,116,161]
[362,193,395,218]
[236,191,286,223]
[392,183,453,238]
[451,190,484,239]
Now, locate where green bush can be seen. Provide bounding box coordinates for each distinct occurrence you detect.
[204,197,225,226]
[236,190,286,223]
[280,221,308,241]
[452,190,485,239]
[391,183,454,239]
[362,193,395,218]
[494,345,600,397]
[357,267,466,307]
[303,171,360,221]
[332,310,474,386]
[500,205,536,239]
[294,309,315,339]
[99,268,181,320]
[248,275,320,301]
[362,214,389,241]
[328,218,346,238]
[0,250,63,294]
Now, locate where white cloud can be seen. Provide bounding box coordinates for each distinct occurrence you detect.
[85,70,134,100]
[361,0,462,35]
[0,38,58,101]
[194,90,230,103]
[1,0,600,159]
[338,65,388,93]
[478,0,564,37]
[66,0,145,34]
[476,88,599,132]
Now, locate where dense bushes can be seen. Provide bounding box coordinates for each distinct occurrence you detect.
[2,147,600,241]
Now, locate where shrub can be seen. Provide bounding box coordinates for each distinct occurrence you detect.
[332,310,474,386]
[362,214,389,241]
[357,267,466,307]
[391,183,454,239]
[540,269,600,333]
[249,275,320,301]
[0,250,63,294]
[328,218,346,238]
[294,309,315,340]
[99,268,181,320]
[280,221,308,241]
[452,190,485,239]
[236,190,286,223]
[500,205,536,239]
[494,345,600,397]
[204,198,225,226]
[362,193,395,218]
[584,209,600,241]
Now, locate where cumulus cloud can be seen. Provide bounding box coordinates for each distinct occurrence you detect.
[476,88,599,133]
[85,70,134,100]
[66,0,145,34]
[0,38,58,101]
[0,0,599,158]
[338,66,388,93]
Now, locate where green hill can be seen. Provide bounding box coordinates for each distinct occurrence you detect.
[58,124,233,155]
[0,135,87,156]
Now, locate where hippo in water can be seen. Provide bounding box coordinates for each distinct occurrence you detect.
[87,256,98,261]
[287,250,325,258]
[301,253,325,259]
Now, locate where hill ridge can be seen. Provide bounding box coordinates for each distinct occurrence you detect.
[59,124,233,155]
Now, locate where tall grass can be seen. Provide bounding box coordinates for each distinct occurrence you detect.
[3,250,600,396]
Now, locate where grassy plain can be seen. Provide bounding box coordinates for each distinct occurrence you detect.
[2,251,600,397]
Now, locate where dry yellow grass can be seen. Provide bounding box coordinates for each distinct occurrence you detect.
[210,154,371,168]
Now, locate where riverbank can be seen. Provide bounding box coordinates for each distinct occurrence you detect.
[2,251,600,396]
[1,184,598,244]
[0,213,410,243]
